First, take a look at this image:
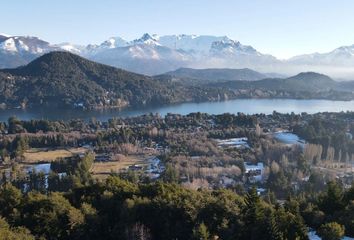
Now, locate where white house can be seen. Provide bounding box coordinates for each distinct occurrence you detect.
[244,162,264,182]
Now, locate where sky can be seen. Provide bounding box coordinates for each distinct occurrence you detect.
[2,0,354,59]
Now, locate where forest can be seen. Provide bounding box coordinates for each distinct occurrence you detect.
[0,112,353,239]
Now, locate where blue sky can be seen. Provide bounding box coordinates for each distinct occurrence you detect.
[2,0,354,58]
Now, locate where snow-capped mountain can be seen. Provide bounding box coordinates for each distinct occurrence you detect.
[0,34,10,42]
[282,44,354,79]
[102,37,128,48]
[130,33,160,46]
[210,39,259,56]
[157,35,229,53]
[0,33,279,74]
[288,44,354,66]
[54,43,86,55]
[2,33,354,78]
[0,35,52,54]
[0,34,58,68]
[91,34,193,75]
[87,33,277,74]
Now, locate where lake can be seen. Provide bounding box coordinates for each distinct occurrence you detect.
[1,98,354,122]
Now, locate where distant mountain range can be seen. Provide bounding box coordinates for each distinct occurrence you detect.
[161,67,284,85]
[0,51,353,110]
[162,67,354,94]
[2,33,354,79]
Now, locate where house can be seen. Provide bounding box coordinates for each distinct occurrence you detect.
[220,176,235,187]
[244,162,264,182]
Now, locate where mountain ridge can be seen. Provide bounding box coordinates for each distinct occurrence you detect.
[1,51,354,110]
[162,67,268,84]
[2,33,354,78]
[0,51,231,109]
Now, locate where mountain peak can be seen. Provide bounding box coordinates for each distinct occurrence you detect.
[7,51,102,76]
[140,33,154,40]
[290,71,331,79]
[100,36,128,49]
[0,33,11,38]
[210,38,258,55]
[331,45,354,56]
[287,72,335,85]
[0,35,51,54]
[132,33,160,46]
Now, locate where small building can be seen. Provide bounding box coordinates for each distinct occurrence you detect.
[244,162,264,182]
[220,176,235,187]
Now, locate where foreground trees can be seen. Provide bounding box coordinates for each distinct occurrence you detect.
[0,217,34,240]
[317,222,345,240]
[0,178,312,240]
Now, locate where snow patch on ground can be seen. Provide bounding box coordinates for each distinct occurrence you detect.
[273,132,305,146]
[308,230,354,240]
[216,137,250,148]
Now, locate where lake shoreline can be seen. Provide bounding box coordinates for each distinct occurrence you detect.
[1,98,354,122]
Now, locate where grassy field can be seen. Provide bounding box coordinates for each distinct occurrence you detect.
[91,155,148,177]
[22,147,88,163]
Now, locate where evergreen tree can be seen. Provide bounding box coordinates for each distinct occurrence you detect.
[266,212,284,240]
[242,187,265,239]
[193,222,210,240]
[318,222,345,240]
[319,181,344,215]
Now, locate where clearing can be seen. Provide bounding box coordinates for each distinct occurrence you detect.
[22,147,88,163]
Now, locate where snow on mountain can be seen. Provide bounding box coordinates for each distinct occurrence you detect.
[0,35,56,68]
[157,35,228,53]
[0,36,53,54]
[87,34,278,74]
[210,39,259,56]
[100,37,128,49]
[0,33,11,38]
[91,39,193,75]
[0,33,281,75]
[288,44,354,66]
[2,33,354,78]
[130,33,161,46]
[55,43,86,54]
[0,38,17,52]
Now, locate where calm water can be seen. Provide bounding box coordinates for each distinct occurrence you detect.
[1,99,354,122]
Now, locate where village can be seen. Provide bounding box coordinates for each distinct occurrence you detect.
[0,111,352,199]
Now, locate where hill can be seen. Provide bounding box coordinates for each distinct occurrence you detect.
[1,53,353,110]
[0,52,233,109]
[0,52,193,109]
[162,67,267,85]
[213,72,337,91]
[254,72,337,92]
[210,72,354,100]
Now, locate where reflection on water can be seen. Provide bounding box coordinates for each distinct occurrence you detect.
[1,99,354,122]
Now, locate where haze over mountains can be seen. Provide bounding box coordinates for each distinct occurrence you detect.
[0,52,232,109]
[0,51,354,110]
[2,33,354,79]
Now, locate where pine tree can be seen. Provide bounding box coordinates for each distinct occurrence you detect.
[193,222,210,240]
[266,212,284,240]
[288,213,309,240]
[243,187,264,239]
